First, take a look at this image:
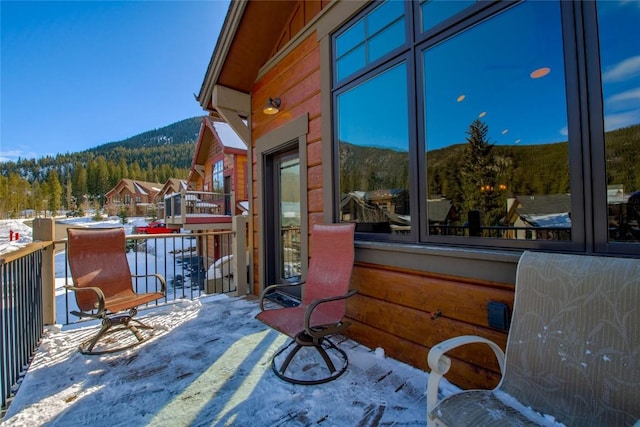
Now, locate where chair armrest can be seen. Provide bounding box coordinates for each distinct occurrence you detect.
[64,285,106,317]
[304,289,358,338]
[258,282,304,310]
[426,335,505,427]
[131,273,167,294]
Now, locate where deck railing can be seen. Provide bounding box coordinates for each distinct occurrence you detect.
[1,242,48,414]
[428,224,571,240]
[164,190,234,225]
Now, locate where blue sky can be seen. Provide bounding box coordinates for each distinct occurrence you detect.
[1,0,229,162]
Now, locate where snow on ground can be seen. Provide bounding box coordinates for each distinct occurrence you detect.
[2,295,432,426]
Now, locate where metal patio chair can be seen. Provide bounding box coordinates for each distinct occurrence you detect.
[66,227,166,355]
[256,223,356,385]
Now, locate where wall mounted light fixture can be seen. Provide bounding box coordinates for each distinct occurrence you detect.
[263,97,281,115]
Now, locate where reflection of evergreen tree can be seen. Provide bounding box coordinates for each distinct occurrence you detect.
[461,120,504,225]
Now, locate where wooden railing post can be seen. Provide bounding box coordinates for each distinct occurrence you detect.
[32,218,55,325]
[232,215,247,296]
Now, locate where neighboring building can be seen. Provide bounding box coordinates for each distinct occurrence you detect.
[104,179,163,217]
[188,116,248,217]
[505,194,572,240]
[164,116,248,230]
[195,0,640,390]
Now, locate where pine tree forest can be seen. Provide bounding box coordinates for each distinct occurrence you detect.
[0,117,201,218]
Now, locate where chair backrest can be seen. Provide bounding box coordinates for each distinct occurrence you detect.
[302,223,355,323]
[501,251,640,426]
[67,227,134,311]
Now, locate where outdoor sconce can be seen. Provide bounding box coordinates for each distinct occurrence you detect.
[263,97,281,115]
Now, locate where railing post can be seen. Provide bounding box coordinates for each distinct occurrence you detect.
[232,215,247,296]
[32,218,55,325]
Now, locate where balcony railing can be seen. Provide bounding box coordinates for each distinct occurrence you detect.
[1,242,48,413]
[1,216,248,414]
[164,191,234,227]
[428,224,571,240]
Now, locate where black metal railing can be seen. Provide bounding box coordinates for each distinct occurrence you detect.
[428,224,571,240]
[1,243,47,414]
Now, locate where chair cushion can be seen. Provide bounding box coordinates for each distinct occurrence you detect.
[255,306,341,338]
[104,290,165,314]
[431,390,542,426]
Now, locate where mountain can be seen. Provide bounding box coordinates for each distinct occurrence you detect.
[0,117,204,217]
[91,116,203,153]
[339,123,640,200]
[1,116,204,182]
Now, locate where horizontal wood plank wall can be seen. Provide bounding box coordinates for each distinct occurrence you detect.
[235,157,248,202]
[345,262,515,390]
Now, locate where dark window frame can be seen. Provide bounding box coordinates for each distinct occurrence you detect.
[331,0,640,255]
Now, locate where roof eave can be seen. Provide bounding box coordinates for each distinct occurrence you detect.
[197,0,247,111]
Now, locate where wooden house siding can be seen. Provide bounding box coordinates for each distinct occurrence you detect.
[235,156,248,201]
[271,1,331,56]
[346,262,514,390]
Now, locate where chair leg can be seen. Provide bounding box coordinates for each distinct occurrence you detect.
[79,313,155,355]
[271,333,349,385]
[81,319,113,354]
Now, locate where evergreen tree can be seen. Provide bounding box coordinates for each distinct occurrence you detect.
[95,157,110,206]
[47,170,63,214]
[460,120,504,226]
[72,163,88,205]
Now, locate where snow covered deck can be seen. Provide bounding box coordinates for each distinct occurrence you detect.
[1,295,433,426]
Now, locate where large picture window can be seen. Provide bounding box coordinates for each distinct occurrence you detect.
[332,0,640,253]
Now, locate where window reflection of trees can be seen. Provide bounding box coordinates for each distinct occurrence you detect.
[423,1,571,240]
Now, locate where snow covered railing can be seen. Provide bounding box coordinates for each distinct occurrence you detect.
[427,251,640,426]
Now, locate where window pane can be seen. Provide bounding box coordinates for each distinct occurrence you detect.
[597,1,640,243]
[212,160,223,192]
[336,19,364,58]
[338,63,410,235]
[279,156,301,280]
[337,44,366,82]
[368,0,404,35]
[423,1,571,240]
[420,0,476,32]
[334,0,405,82]
[369,18,404,64]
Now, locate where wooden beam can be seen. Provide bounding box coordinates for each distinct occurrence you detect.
[212,85,251,145]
